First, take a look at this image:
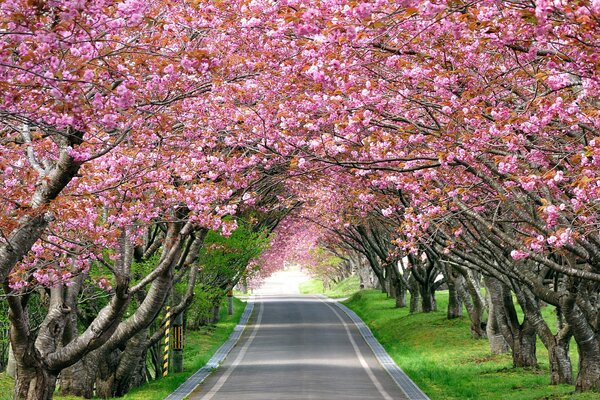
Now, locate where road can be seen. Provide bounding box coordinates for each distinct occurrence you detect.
[190,294,409,400]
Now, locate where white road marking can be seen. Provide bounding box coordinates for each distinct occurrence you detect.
[320,297,395,400]
[199,300,265,400]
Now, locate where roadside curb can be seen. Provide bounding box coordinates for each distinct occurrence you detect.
[327,297,430,400]
[164,297,255,400]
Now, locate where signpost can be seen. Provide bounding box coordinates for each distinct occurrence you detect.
[172,309,184,373]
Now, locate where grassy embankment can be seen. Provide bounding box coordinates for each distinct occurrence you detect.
[0,297,246,400]
[299,275,360,298]
[302,276,597,400]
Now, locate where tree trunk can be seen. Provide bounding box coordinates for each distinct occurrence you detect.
[575,348,600,392]
[518,285,573,385]
[389,264,406,308]
[548,339,573,385]
[561,294,600,391]
[512,327,537,368]
[394,284,407,308]
[113,330,149,396]
[95,351,120,399]
[419,280,436,313]
[461,270,486,339]
[444,264,463,319]
[59,358,97,398]
[484,276,537,367]
[13,364,57,400]
[408,274,421,314]
[357,256,375,289]
[211,303,221,324]
[59,275,96,398]
[7,343,16,378]
[94,330,149,398]
[485,288,509,354]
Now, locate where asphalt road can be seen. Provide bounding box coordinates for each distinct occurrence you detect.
[190,295,409,400]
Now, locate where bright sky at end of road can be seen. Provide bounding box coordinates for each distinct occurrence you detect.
[253,266,310,295]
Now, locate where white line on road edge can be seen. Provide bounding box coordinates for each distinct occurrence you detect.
[199,300,265,400]
[319,297,395,400]
[324,296,430,400]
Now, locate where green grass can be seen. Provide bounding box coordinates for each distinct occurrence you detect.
[299,275,360,298]
[0,371,12,400]
[299,278,325,294]
[345,290,599,400]
[1,297,246,400]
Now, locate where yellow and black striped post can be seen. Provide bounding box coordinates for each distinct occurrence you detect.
[162,306,171,377]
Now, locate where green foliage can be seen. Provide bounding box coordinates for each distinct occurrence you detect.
[0,372,13,400]
[300,246,353,291]
[197,221,269,291]
[299,275,360,298]
[185,221,267,328]
[298,279,325,295]
[131,254,162,284]
[304,246,344,277]
[187,286,221,328]
[345,290,597,400]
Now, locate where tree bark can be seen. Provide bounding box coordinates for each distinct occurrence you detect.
[59,358,96,398]
[548,336,573,385]
[387,263,406,308]
[96,329,149,398]
[561,293,600,391]
[462,270,486,339]
[407,253,438,313]
[511,326,538,367]
[211,303,221,324]
[7,343,16,378]
[518,285,573,384]
[95,351,119,399]
[419,282,435,313]
[408,273,421,314]
[484,276,537,367]
[13,362,57,400]
[485,288,509,354]
[444,264,463,319]
[394,282,407,308]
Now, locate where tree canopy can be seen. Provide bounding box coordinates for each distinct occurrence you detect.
[1,1,599,398]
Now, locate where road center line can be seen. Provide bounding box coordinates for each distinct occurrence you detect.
[319,297,394,400]
[199,299,265,400]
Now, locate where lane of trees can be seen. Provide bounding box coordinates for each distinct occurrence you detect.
[1,1,598,399]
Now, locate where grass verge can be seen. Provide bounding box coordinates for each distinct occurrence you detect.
[0,297,246,400]
[345,290,598,400]
[299,275,360,298]
[0,372,12,400]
